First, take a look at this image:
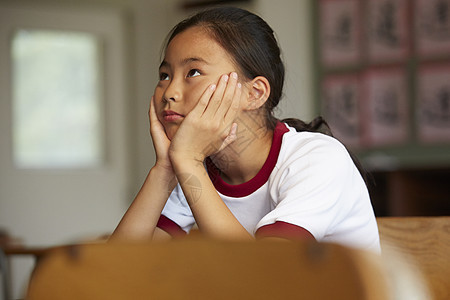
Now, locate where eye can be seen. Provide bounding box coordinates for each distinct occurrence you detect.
[187,69,201,78]
[159,72,169,81]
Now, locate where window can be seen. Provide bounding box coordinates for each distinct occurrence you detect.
[11,29,102,168]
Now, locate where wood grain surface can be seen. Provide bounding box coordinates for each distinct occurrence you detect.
[377,217,450,300]
[26,240,389,300]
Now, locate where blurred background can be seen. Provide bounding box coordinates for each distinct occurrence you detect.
[0,0,449,298]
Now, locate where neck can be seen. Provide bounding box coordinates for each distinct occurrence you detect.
[210,114,274,185]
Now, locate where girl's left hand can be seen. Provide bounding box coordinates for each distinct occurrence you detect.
[168,72,242,164]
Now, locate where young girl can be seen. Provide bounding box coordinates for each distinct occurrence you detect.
[112,6,380,252]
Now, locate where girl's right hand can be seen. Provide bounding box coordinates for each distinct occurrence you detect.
[149,96,174,175]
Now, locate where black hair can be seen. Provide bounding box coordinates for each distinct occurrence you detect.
[164,6,370,184]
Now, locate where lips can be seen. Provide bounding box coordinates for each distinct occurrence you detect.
[162,110,184,122]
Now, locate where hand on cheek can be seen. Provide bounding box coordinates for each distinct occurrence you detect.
[168,72,242,165]
[149,96,174,173]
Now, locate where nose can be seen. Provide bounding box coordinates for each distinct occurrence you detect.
[163,79,181,103]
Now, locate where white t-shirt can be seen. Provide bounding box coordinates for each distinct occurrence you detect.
[160,122,380,252]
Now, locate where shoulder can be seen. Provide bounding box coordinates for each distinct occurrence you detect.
[269,123,361,199]
[277,123,352,172]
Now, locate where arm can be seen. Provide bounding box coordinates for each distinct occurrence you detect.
[110,97,176,242]
[169,73,252,240]
[110,166,176,241]
[172,159,252,240]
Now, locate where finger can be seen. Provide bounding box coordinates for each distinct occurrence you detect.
[149,96,172,147]
[224,81,242,124]
[149,96,162,133]
[217,122,238,152]
[203,73,229,117]
[189,83,217,118]
[149,96,159,127]
[215,72,238,118]
[149,96,169,137]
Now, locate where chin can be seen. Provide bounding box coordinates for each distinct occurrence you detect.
[164,127,178,141]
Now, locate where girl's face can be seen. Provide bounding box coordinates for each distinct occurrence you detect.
[154,26,244,140]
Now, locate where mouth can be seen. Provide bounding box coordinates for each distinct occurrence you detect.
[162,110,185,122]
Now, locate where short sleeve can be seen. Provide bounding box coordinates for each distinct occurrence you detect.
[160,184,196,233]
[256,133,376,249]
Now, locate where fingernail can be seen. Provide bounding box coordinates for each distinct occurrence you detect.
[210,84,216,91]
[231,72,238,79]
[223,75,229,82]
[237,83,242,89]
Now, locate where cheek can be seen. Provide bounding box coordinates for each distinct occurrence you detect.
[154,85,164,101]
[154,85,166,102]
[186,81,213,108]
[153,88,165,120]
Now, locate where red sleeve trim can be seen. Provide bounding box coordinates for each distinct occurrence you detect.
[156,215,187,238]
[255,221,315,241]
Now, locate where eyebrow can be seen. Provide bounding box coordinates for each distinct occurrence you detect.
[159,57,210,70]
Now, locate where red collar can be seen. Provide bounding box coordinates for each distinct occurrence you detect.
[206,121,289,197]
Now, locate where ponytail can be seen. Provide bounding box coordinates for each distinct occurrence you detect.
[282,116,333,136]
[282,116,372,186]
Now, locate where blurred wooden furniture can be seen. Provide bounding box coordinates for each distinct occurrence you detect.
[25,240,388,300]
[21,217,450,299]
[377,216,450,300]
[1,246,48,300]
[1,228,48,300]
[370,168,450,216]
[0,248,11,300]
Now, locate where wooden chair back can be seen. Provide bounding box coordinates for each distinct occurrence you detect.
[26,240,388,300]
[377,216,450,300]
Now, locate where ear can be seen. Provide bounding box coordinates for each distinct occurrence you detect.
[243,76,270,111]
